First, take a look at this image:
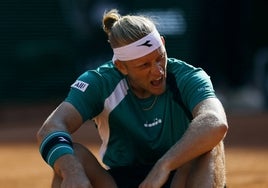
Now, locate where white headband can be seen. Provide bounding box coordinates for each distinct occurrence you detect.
[112,29,162,61]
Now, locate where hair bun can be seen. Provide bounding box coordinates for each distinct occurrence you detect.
[102,9,121,34]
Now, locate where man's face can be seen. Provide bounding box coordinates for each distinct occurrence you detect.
[116,46,167,98]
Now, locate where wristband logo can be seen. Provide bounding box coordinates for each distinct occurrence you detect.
[58,136,70,143]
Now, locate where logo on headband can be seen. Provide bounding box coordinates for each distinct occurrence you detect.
[137,40,153,47]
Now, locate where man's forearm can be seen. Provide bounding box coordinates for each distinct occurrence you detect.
[54,154,84,178]
[157,111,228,172]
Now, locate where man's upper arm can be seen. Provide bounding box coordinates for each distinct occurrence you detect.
[42,102,83,134]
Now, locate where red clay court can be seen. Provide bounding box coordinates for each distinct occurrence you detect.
[0,103,268,187]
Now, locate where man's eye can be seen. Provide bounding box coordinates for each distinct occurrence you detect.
[141,63,150,67]
[160,54,165,61]
[156,56,164,62]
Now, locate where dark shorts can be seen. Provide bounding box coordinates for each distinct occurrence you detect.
[107,165,174,188]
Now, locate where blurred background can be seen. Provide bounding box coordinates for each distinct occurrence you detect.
[0,0,267,112]
[0,1,268,187]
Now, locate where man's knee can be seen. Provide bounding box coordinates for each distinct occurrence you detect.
[171,142,226,188]
[192,142,226,187]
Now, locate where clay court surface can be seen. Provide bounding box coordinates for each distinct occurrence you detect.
[0,103,268,188]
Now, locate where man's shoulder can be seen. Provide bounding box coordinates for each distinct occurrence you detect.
[167,58,194,69]
[167,58,196,79]
[79,61,122,81]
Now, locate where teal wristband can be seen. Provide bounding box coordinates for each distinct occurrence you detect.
[47,144,74,167]
[39,131,74,167]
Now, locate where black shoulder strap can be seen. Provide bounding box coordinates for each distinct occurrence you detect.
[166,73,193,120]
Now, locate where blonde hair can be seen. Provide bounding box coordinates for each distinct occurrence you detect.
[102,9,156,48]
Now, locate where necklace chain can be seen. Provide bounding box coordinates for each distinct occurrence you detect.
[142,96,158,111]
[126,77,158,111]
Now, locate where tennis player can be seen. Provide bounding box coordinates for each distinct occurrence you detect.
[37,9,228,188]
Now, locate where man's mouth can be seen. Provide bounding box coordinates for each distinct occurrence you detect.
[151,77,163,87]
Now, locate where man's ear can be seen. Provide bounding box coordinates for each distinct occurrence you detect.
[161,36,165,45]
[114,60,128,75]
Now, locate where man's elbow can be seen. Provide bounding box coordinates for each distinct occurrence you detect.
[36,124,46,144]
[215,121,228,142]
[207,111,229,144]
[36,120,51,144]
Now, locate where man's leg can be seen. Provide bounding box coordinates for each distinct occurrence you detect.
[171,141,226,188]
[169,160,194,188]
[52,143,117,188]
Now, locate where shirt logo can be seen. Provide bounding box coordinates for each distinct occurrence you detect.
[137,40,153,47]
[144,118,162,128]
[197,86,213,92]
[71,80,89,92]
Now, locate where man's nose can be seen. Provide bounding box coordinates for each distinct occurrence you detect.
[151,62,164,75]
